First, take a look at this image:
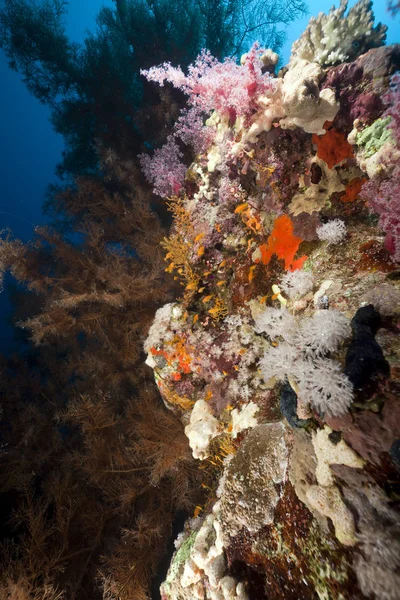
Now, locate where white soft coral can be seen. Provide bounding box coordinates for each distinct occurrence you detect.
[295,309,350,355]
[280,270,314,299]
[253,307,297,341]
[256,308,353,416]
[296,357,354,416]
[317,219,347,245]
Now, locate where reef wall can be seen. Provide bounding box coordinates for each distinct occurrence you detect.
[141,1,400,598]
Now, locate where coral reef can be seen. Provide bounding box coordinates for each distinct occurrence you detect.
[140,2,400,598]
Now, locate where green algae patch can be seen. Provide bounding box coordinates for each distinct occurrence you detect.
[165,530,198,588]
[356,117,393,158]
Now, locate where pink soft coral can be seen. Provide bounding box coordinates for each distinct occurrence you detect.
[140,44,274,196]
[141,43,273,122]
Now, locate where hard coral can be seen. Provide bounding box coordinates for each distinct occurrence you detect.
[289,0,387,68]
[356,117,393,158]
[218,423,288,540]
[280,61,339,135]
[289,156,349,216]
[312,426,365,487]
[161,512,248,600]
[360,75,400,261]
[306,484,357,546]
[185,399,220,460]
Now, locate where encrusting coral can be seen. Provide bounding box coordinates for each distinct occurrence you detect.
[217,423,288,540]
[140,1,400,598]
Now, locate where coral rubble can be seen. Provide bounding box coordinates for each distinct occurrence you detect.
[141,2,400,598]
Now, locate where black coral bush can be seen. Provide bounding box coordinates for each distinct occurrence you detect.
[0,158,202,599]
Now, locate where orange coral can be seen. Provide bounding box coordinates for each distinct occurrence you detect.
[208,297,228,321]
[235,203,262,235]
[161,195,202,301]
[312,124,353,169]
[150,335,194,380]
[340,177,366,203]
[243,209,262,234]
[256,215,307,271]
[253,162,276,188]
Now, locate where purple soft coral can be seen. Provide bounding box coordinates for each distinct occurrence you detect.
[362,173,400,261]
[139,136,186,197]
[361,75,400,262]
